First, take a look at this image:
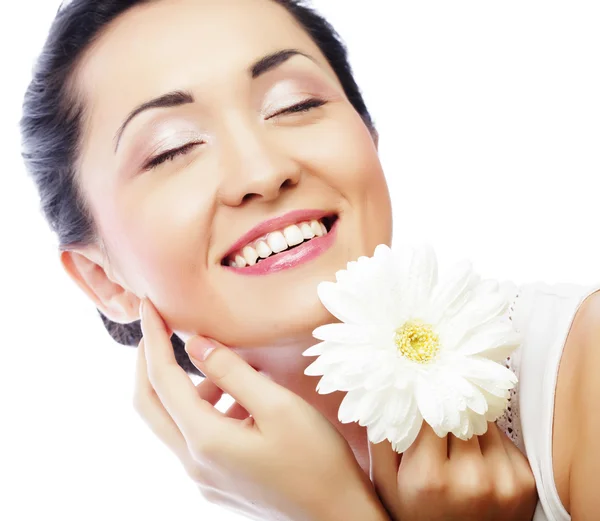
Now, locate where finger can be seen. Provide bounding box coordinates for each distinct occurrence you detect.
[496,424,530,472]
[478,422,508,459]
[140,299,237,445]
[195,377,225,406]
[185,335,297,423]
[368,440,400,516]
[133,338,189,460]
[401,423,448,467]
[225,402,250,421]
[448,433,482,459]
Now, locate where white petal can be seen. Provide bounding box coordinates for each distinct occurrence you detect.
[381,390,415,427]
[367,417,390,444]
[338,389,365,424]
[391,411,424,453]
[470,378,514,399]
[414,377,445,429]
[374,244,393,260]
[459,357,518,386]
[302,341,327,357]
[444,371,488,415]
[401,245,438,317]
[317,282,369,325]
[456,322,521,361]
[320,370,373,394]
[472,279,500,299]
[363,362,397,390]
[470,412,489,436]
[440,292,509,350]
[428,260,473,324]
[480,388,510,421]
[316,373,344,394]
[304,355,334,376]
[445,273,481,317]
[318,260,402,328]
[359,391,389,426]
[312,323,372,344]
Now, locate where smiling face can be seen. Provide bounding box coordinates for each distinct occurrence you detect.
[71,0,392,348]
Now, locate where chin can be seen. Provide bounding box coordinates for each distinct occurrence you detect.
[223,276,339,349]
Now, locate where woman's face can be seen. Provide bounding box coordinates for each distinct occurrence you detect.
[74,0,392,348]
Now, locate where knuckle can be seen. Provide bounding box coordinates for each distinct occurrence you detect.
[494,479,520,505]
[405,470,448,497]
[456,462,493,500]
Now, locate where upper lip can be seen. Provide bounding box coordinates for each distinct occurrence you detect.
[221,209,334,262]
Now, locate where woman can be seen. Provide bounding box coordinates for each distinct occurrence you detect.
[20,0,599,520]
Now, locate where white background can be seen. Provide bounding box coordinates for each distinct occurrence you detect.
[1,1,599,520]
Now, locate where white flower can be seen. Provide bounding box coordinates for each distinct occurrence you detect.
[303,244,521,454]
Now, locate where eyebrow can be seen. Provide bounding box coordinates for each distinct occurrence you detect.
[113,49,313,152]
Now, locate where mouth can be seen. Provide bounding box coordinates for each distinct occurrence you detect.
[221,211,339,274]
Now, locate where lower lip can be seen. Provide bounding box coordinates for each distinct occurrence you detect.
[224,219,339,276]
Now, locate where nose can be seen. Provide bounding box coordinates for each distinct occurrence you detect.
[217,120,301,207]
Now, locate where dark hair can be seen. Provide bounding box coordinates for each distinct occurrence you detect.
[21,0,375,377]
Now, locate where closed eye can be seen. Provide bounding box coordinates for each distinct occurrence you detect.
[267,98,327,119]
[142,98,325,170]
[143,141,203,171]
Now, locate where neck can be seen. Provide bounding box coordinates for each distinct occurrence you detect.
[233,335,370,475]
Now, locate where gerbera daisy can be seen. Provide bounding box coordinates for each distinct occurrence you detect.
[303,244,520,453]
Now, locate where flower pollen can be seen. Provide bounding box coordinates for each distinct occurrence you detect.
[394,320,440,363]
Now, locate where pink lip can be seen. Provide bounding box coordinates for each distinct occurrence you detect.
[221,209,334,261]
[223,217,339,276]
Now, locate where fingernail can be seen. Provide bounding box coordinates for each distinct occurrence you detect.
[185,337,216,362]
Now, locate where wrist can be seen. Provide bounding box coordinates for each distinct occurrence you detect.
[312,479,391,521]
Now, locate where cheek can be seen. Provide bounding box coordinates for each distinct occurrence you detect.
[300,109,387,193]
[95,175,217,314]
[303,110,392,234]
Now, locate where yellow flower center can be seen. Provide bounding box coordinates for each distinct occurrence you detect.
[394,320,440,363]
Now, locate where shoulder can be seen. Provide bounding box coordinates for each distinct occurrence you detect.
[572,288,600,416]
[562,288,600,517]
[568,289,600,384]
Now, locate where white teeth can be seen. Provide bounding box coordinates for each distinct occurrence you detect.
[283,225,304,247]
[242,246,258,266]
[256,241,272,259]
[311,220,324,237]
[267,231,288,253]
[300,222,315,239]
[228,217,333,268]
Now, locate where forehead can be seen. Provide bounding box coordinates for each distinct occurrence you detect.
[76,0,331,113]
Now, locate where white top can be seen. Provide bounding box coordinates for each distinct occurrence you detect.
[497,281,600,521]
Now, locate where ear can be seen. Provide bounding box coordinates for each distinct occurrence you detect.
[59,246,141,324]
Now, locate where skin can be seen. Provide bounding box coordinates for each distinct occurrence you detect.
[63,0,391,471]
[553,290,600,519]
[59,0,599,518]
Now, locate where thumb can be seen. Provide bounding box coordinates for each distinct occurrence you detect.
[185,336,291,422]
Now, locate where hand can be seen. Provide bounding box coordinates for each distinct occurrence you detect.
[370,423,538,521]
[134,298,390,521]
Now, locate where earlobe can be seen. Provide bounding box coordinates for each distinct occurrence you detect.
[59,248,140,324]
